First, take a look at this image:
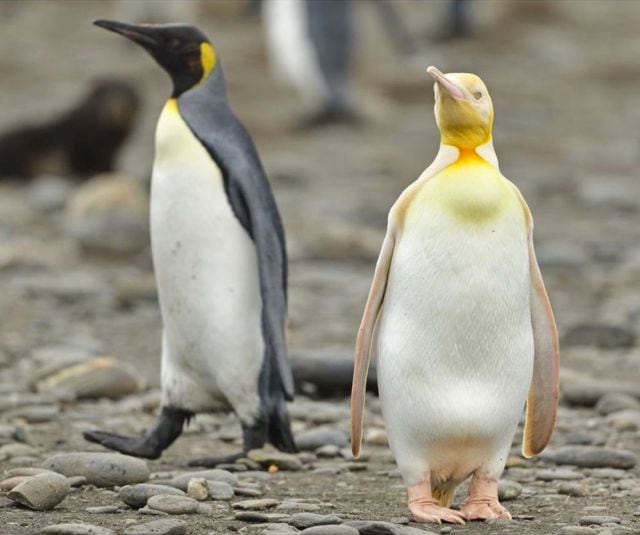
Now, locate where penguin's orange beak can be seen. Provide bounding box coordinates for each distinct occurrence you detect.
[427,66,466,100]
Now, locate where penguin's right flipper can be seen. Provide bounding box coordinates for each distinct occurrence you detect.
[83,406,192,459]
[351,226,396,458]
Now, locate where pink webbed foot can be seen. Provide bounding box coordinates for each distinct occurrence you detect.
[461,473,511,522]
[408,482,465,524]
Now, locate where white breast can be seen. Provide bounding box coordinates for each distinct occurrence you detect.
[150,102,263,421]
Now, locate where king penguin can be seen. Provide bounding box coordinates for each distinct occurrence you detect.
[351,67,559,523]
[84,20,297,465]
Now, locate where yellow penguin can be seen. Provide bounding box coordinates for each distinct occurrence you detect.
[351,66,559,523]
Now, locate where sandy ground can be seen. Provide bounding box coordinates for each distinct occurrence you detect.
[0,1,639,534]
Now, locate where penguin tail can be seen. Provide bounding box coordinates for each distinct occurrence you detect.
[267,398,298,453]
[432,482,457,508]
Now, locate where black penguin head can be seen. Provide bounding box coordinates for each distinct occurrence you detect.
[94,20,216,97]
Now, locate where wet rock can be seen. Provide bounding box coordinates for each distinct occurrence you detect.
[169,468,237,490]
[559,482,586,497]
[233,498,280,510]
[65,173,149,255]
[248,449,303,471]
[27,175,73,212]
[186,477,208,501]
[606,409,640,431]
[86,505,119,514]
[146,494,201,515]
[39,524,115,535]
[234,511,270,522]
[208,480,234,500]
[562,323,636,349]
[559,527,598,535]
[301,527,359,535]
[119,483,186,509]
[498,479,522,501]
[536,468,584,481]
[122,519,186,535]
[8,472,69,510]
[579,516,622,525]
[289,512,342,529]
[296,428,349,451]
[546,446,637,469]
[43,452,150,487]
[596,393,640,415]
[34,356,144,400]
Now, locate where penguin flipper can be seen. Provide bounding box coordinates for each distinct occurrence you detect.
[351,226,396,458]
[522,229,560,457]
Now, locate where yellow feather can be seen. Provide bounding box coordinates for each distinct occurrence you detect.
[199,42,216,82]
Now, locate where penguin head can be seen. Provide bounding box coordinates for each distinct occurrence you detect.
[427,66,494,149]
[94,20,217,98]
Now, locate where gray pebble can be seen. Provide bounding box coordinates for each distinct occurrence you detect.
[39,524,115,535]
[119,484,186,509]
[596,393,640,415]
[1,475,33,490]
[498,479,522,501]
[316,444,340,458]
[278,500,322,513]
[546,446,637,469]
[234,485,262,497]
[558,527,598,535]
[536,468,584,481]
[233,498,280,510]
[248,449,303,471]
[558,482,586,497]
[296,429,349,451]
[169,468,237,490]
[301,527,359,535]
[289,512,342,529]
[8,472,70,510]
[43,452,150,487]
[562,323,636,349]
[208,480,234,500]
[27,175,73,212]
[86,505,120,514]
[606,409,640,431]
[343,521,429,535]
[146,494,201,514]
[589,468,629,479]
[260,524,300,535]
[122,519,187,535]
[579,516,622,525]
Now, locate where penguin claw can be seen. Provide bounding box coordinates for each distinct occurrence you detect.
[409,503,466,524]
[83,430,161,459]
[460,500,511,521]
[187,452,245,468]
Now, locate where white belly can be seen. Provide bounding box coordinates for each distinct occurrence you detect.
[150,101,263,421]
[377,204,534,483]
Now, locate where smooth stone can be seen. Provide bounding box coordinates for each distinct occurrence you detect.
[536,468,584,481]
[234,485,262,497]
[68,476,88,487]
[233,498,280,510]
[547,447,637,469]
[1,475,32,490]
[119,484,186,509]
[259,524,300,535]
[559,527,598,535]
[316,445,340,458]
[278,500,322,513]
[606,409,640,431]
[596,393,640,416]
[146,494,200,514]
[5,467,52,477]
[559,482,586,497]
[589,468,629,479]
[301,527,359,535]
[248,449,303,471]
[296,429,349,451]
[208,480,234,500]
[565,433,597,446]
[498,479,522,501]
[86,505,120,514]
[43,452,150,487]
[0,442,39,460]
[27,175,74,212]
[39,524,116,535]
[343,521,430,535]
[579,516,622,525]
[169,469,237,490]
[122,519,187,535]
[289,512,342,529]
[8,472,70,510]
[186,477,208,501]
[562,323,636,349]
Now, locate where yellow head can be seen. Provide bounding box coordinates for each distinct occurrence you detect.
[427,66,494,149]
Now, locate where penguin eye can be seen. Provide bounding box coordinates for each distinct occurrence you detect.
[472,91,483,100]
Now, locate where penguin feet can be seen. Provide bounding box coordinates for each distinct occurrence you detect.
[83,430,163,459]
[408,482,465,524]
[461,473,511,521]
[187,452,245,468]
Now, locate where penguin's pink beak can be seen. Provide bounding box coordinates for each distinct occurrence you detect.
[427,66,466,100]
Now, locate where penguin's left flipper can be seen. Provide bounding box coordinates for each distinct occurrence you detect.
[515,190,560,458]
[350,223,397,458]
[83,406,192,459]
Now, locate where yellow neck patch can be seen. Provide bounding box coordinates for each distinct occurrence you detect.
[199,42,216,83]
[411,150,515,226]
[164,98,179,114]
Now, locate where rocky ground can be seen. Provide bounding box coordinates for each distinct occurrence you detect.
[0,1,639,534]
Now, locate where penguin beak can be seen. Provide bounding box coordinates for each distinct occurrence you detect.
[94,19,161,50]
[427,66,466,100]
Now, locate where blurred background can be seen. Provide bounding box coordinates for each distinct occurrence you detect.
[0,0,639,427]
